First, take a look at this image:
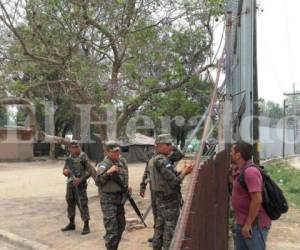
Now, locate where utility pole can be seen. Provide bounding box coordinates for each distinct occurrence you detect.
[282,99,288,158]
[293,83,297,154]
[284,83,299,155]
[224,10,232,155]
[252,0,260,164]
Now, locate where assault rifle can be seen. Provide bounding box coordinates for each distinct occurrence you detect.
[66,158,83,214]
[110,173,147,227]
[100,165,147,227]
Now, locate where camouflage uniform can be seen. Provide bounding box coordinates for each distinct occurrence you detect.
[64,152,95,222]
[140,146,184,231]
[96,156,128,250]
[149,135,185,250]
[140,160,158,227]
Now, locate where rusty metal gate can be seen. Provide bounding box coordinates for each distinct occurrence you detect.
[171,150,230,250]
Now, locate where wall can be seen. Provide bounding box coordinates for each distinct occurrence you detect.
[0,128,33,161]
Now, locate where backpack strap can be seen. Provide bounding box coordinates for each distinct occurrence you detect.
[238,162,260,192]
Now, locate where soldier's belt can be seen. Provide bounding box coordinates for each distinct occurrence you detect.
[102,191,124,195]
[67,179,87,186]
[154,192,179,201]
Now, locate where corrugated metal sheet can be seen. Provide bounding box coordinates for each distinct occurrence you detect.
[171,150,230,249]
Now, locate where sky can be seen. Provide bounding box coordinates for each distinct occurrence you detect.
[257,0,300,104]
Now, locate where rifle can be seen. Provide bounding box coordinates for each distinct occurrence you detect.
[142,204,152,221]
[66,158,83,214]
[110,173,147,227]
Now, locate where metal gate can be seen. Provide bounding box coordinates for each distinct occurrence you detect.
[171,150,230,250]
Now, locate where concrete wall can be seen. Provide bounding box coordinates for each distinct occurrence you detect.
[0,128,33,161]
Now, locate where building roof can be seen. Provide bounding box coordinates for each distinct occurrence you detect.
[119,133,155,146]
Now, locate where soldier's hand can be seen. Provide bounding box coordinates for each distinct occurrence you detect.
[182,161,194,176]
[63,168,70,177]
[73,177,82,187]
[140,191,145,198]
[128,186,132,194]
[107,165,119,175]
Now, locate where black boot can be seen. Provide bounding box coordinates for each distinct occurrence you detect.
[61,217,75,231]
[81,220,90,235]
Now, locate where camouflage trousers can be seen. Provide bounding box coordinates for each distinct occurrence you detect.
[152,193,180,250]
[66,183,90,222]
[151,191,157,228]
[100,193,126,250]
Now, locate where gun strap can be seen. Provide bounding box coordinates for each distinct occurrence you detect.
[67,157,89,181]
[102,160,127,190]
[66,158,77,176]
[111,174,127,191]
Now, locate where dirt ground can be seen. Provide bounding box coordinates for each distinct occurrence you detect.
[288,157,300,170]
[0,160,154,250]
[0,160,300,250]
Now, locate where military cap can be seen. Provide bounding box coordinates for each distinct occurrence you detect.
[105,140,121,151]
[155,134,173,144]
[69,140,79,147]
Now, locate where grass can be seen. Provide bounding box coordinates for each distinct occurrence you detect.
[264,161,300,209]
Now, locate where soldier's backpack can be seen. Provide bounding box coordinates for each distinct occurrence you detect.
[238,165,288,220]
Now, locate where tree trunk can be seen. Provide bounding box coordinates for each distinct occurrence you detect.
[107,60,121,102]
[73,114,81,140]
[49,143,56,159]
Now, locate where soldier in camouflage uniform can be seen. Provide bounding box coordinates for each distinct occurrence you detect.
[95,141,129,250]
[61,141,96,235]
[148,134,193,250]
[140,145,184,243]
[140,157,157,243]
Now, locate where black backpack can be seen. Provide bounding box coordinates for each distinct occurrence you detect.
[238,165,288,220]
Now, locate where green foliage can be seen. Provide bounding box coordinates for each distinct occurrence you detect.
[0,0,223,136]
[265,161,300,208]
[140,77,212,133]
[259,99,283,119]
[285,95,300,117]
[259,99,284,127]
[0,107,8,126]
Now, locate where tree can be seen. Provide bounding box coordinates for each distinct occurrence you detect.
[259,98,283,127]
[139,76,212,146]
[259,99,283,120]
[0,106,7,126]
[0,0,224,140]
